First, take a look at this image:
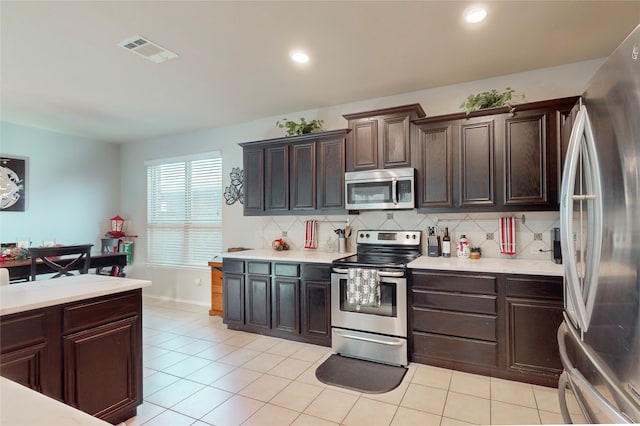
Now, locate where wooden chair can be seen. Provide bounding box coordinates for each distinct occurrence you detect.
[29,244,93,281]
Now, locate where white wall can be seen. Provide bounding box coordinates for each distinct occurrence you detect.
[0,122,120,248]
[120,58,603,305]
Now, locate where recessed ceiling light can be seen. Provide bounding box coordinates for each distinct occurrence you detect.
[464,7,487,23]
[290,50,309,64]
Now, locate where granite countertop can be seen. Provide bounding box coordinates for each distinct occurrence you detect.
[408,256,564,276]
[221,248,355,264]
[0,275,152,316]
[0,377,111,426]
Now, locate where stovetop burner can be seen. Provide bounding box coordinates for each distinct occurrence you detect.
[333,230,422,269]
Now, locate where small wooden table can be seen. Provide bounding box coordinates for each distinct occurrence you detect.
[208,261,223,317]
[2,253,128,282]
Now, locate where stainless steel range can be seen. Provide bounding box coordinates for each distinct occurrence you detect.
[331,230,421,366]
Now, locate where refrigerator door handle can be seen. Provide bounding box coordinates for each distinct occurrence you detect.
[559,104,603,333]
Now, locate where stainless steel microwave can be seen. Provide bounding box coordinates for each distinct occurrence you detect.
[344,167,415,210]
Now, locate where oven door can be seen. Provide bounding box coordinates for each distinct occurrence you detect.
[330,268,407,338]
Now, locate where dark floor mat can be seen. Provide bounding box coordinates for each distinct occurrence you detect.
[315,354,407,394]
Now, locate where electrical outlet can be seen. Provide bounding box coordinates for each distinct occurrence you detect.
[195,278,202,286]
[486,233,494,240]
[282,231,287,237]
[387,213,394,220]
[534,233,543,241]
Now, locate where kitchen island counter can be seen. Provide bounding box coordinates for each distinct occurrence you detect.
[0,274,151,316]
[221,248,355,264]
[408,256,563,276]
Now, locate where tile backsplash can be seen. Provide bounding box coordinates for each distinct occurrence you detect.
[261,210,560,260]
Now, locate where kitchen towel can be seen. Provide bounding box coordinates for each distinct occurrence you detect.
[499,216,516,255]
[304,220,317,249]
[347,268,381,309]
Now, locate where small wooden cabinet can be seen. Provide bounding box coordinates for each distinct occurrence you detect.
[208,262,223,317]
[413,96,579,212]
[240,129,349,216]
[223,259,331,346]
[0,290,142,424]
[343,104,426,171]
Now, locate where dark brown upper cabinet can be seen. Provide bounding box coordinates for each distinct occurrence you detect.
[343,104,426,171]
[413,96,579,213]
[240,129,350,216]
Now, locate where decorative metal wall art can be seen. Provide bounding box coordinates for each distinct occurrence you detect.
[0,156,26,211]
[224,167,243,205]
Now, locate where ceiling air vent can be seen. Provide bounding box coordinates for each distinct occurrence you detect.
[117,35,178,63]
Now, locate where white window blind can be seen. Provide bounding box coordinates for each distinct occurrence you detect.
[146,153,222,267]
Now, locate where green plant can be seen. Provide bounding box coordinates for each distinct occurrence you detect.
[470,246,482,254]
[276,118,324,136]
[460,87,524,117]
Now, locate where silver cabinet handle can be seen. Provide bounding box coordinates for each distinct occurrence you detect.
[392,177,398,205]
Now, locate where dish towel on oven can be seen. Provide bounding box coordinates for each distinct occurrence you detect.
[347,268,381,310]
[304,220,317,249]
[499,216,516,255]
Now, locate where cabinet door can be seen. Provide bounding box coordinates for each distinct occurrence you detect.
[458,117,496,207]
[317,137,345,210]
[0,309,60,398]
[291,142,316,211]
[415,123,453,208]
[301,280,331,346]
[265,145,289,211]
[503,111,549,206]
[505,297,563,376]
[223,273,244,326]
[245,275,271,329]
[272,277,300,333]
[346,119,378,171]
[243,148,264,214]
[505,275,563,377]
[381,113,412,169]
[63,316,141,420]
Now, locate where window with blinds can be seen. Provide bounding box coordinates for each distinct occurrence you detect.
[146,153,222,267]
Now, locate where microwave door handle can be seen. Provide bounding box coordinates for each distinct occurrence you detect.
[392,177,398,205]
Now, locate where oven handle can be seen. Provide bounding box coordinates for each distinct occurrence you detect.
[334,330,405,346]
[331,268,404,278]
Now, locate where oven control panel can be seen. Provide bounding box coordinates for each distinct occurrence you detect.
[356,230,421,245]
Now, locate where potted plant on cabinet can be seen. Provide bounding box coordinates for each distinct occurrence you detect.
[275,118,324,136]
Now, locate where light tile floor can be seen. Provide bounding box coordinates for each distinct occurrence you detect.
[125,298,588,426]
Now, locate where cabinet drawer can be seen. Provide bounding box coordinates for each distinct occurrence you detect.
[413,307,497,341]
[1,311,47,352]
[412,289,496,314]
[302,264,330,280]
[413,331,498,367]
[412,271,497,295]
[63,291,140,334]
[505,275,563,300]
[223,259,244,274]
[247,261,270,275]
[274,263,300,277]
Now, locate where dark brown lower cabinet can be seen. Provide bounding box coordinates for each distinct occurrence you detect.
[504,275,564,382]
[0,289,142,424]
[410,270,563,387]
[223,259,331,347]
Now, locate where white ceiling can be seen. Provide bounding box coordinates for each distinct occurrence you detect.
[1,1,638,143]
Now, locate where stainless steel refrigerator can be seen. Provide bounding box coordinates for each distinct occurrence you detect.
[557,24,640,423]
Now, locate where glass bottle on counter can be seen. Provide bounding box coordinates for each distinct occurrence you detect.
[442,227,451,257]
